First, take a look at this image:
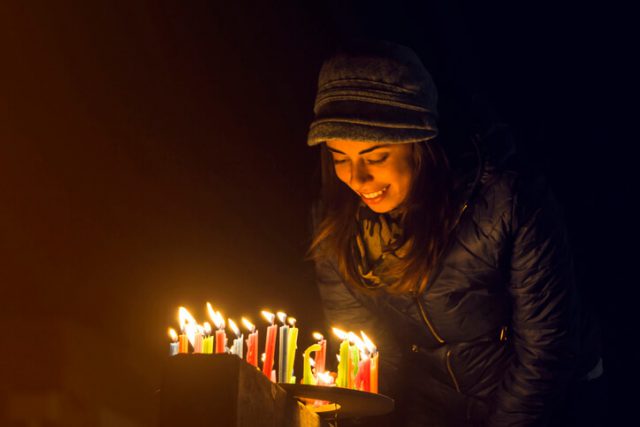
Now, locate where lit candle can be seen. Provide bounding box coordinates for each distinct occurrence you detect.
[302,343,321,385]
[202,322,214,354]
[277,312,289,383]
[362,332,378,393]
[193,324,204,354]
[228,318,243,358]
[285,317,298,384]
[168,328,179,356]
[215,313,227,354]
[353,333,370,392]
[347,332,361,389]
[243,317,259,367]
[178,307,197,353]
[261,311,278,379]
[312,332,327,373]
[333,328,350,388]
[207,303,227,354]
[317,371,335,386]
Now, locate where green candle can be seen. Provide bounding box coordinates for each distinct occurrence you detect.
[302,343,321,385]
[349,344,359,389]
[333,328,350,388]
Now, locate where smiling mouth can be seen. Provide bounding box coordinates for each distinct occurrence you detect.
[359,185,389,199]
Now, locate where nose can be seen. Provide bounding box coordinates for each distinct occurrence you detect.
[349,159,372,189]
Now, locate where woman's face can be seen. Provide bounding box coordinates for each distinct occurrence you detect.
[326,140,414,213]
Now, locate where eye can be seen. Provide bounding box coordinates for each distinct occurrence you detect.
[365,154,389,165]
[332,156,348,165]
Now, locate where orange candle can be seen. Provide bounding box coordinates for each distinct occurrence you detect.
[313,332,326,373]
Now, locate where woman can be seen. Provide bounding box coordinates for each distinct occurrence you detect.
[307,40,602,426]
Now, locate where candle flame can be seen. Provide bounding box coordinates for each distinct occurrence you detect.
[203,322,212,335]
[261,310,275,324]
[242,317,255,332]
[168,327,178,342]
[287,317,297,327]
[178,307,197,328]
[178,307,197,345]
[228,318,240,337]
[261,353,266,362]
[309,357,316,367]
[276,311,287,324]
[361,331,377,353]
[348,332,365,350]
[336,354,340,362]
[312,332,324,341]
[206,302,217,323]
[317,371,334,385]
[332,327,348,341]
[213,311,225,330]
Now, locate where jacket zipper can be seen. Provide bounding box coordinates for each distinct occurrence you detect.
[412,139,484,393]
[412,201,468,345]
[415,296,445,344]
[446,350,462,393]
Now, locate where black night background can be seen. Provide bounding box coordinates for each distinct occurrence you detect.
[1,1,634,425]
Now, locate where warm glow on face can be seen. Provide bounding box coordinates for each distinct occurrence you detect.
[326,140,415,213]
[332,327,348,341]
[261,310,275,324]
[313,332,324,341]
[242,317,255,332]
[168,327,178,342]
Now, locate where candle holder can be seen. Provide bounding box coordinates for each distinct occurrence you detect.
[278,384,394,419]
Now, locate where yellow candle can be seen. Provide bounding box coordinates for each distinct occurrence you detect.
[302,343,321,385]
[285,318,298,384]
[333,328,350,388]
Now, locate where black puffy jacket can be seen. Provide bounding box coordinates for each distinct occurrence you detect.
[313,130,600,426]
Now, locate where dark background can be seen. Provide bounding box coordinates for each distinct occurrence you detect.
[1,0,634,425]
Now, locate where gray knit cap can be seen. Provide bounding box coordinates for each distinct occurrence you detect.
[307,40,439,146]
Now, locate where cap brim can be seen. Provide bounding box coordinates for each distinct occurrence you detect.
[307,100,437,146]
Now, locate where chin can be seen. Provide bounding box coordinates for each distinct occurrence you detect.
[367,202,397,214]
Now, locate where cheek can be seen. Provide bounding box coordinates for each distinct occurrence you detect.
[334,165,350,185]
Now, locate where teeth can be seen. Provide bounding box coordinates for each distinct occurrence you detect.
[362,186,388,199]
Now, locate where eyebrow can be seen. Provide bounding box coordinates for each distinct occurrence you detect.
[326,144,391,155]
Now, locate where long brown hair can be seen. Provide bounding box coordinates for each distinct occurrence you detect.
[309,139,457,294]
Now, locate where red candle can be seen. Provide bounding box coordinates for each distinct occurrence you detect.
[243,318,259,367]
[262,311,277,378]
[313,332,327,373]
[355,357,371,391]
[362,331,378,393]
[207,302,227,353]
